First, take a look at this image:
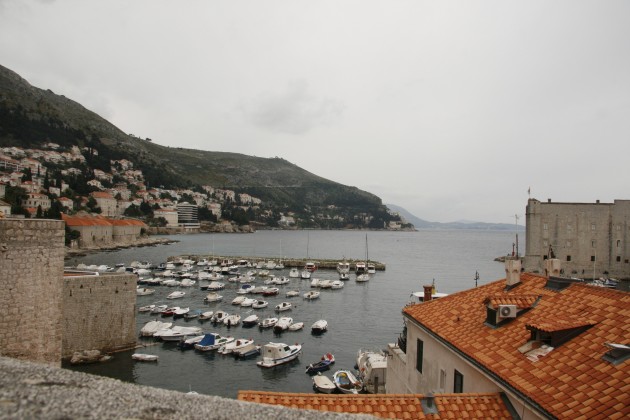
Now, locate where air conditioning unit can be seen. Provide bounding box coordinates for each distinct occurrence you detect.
[498,304,517,318]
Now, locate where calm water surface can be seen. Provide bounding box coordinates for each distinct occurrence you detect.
[66,229,517,398]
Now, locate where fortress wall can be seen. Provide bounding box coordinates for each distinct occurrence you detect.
[0,219,65,366]
[62,273,137,358]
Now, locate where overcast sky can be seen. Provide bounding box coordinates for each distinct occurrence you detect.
[1,1,629,223]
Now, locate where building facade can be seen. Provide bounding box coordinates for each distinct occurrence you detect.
[524,198,630,279]
[177,202,200,229]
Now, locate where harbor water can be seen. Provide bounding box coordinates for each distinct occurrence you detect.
[65,229,515,398]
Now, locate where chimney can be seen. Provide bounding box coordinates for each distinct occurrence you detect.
[505,257,521,289]
[545,258,561,278]
[423,285,433,302]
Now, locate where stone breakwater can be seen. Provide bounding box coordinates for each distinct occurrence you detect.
[65,236,179,258]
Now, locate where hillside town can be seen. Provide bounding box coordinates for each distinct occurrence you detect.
[0,143,408,249]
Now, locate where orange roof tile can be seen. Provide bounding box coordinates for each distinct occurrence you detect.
[484,294,540,309]
[237,391,515,419]
[90,191,114,199]
[403,274,630,420]
[61,214,113,227]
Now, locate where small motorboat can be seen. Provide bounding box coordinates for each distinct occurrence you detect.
[356,274,370,282]
[285,290,300,297]
[262,287,280,297]
[184,310,202,320]
[161,306,180,317]
[136,287,155,296]
[275,302,292,312]
[258,317,278,329]
[199,311,214,321]
[211,310,228,324]
[256,342,302,368]
[234,342,261,359]
[330,280,344,289]
[236,284,254,294]
[242,314,260,327]
[240,298,256,307]
[301,270,311,280]
[150,305,168,315]
[140,320,172,337]
[312,373,336,393]
[318,280,333,289]
[177,334,205,350]
[166,291,186,299]
[303,291,320,300]
[155,326,203,341]
[339,272,350,281]
[273,317,293,333]
[132,353,158,362]
[231,296,246,305]
[138,304,156,312]
[305,353,335,375]
[289,268,300,278]
[288,322,304,331]
[194,333,235,352]
[333,370,362,394]
[204,292,223,303]
[223,314,241,327]
[218,338,254,355]
[311,319,328,334]
[173,307,190,318]
[207,281,225,290]
[252,300,268,309]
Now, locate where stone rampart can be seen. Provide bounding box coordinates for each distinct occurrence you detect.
[0,218,65,366]
[62,272,137,358]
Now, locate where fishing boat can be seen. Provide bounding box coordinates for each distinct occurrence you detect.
[337,260,350,274]
[311,319,328,334]
[312,373,336,394]
[256,342,302,368]
[333,370,362,394]
[305,353,335,375]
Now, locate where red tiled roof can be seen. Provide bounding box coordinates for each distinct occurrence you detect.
[237,391,515,419]
[62,214,112,227]
[404,274,630,419]
[526,316,597,333]
[110,219,147,227]
[90,191,114,199]
[484,294,540,309]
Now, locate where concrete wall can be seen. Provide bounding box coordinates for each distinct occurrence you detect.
[112,224,142,243]
[0,219,65,366]
[62,273,137,359]
[75,224,113,248]
[524,198,630,279]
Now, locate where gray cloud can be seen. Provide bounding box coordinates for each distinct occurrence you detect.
[241,80,344,135]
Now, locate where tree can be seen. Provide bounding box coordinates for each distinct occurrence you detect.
[21,167,33,182]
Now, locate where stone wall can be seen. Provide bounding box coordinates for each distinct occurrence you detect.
[0,219,65,366]
[62,273,137,359]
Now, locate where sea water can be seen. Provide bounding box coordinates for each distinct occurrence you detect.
[65,229,516,398]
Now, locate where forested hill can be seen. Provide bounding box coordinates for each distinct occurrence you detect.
[0,64,402,229]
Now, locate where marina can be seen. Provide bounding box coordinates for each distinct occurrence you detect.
[65,229,511,398]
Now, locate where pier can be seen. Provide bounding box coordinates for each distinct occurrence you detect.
[168,255,386,271]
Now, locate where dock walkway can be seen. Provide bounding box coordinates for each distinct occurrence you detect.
[169,255,386,271]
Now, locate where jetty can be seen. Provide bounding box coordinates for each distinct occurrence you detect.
[169,255,386,271]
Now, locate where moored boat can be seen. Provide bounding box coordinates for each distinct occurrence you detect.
[204,292,223,303]
[258,317,278,329]
[256,342,302,368]
[140,320,172,337]
[273,317,293,333]
[311,319,328,334]
[242,314,260,327]
[333,369,362,394]
[166,291,186,299]
[218,338,254,355]
[252,300,269,309]
[303,290,320,300]
[288,322,304,331]
[194,333,234,352]
[223,314,241,327]
[312,373,336,393]
[275,302,292,312]
[305,352,335,375]
[132,353,159,362]
[356,349,388,393]
[289,268,300,278]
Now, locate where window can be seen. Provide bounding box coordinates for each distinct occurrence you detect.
[617,240,621,248]
[617,256,621,262]
[543,223,548,230]
[454,370,464,393]
[592,240,596,248]
[439,369,446,391]
[591,256,596,262]
[416,339,424,373]
[591,223,596,231]
[567,255,572,262]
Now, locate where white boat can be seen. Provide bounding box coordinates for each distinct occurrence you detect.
[204,292,223,302]
[288,322,304,331]
[273,317,293,333]
[199,311,214,320]
[150,305,168,314]
[252,300,269,309]
[337,261,350,274]
[318,279,332,289]
[242,314,260,327]
[304,262,317,272]
[356,273,370,282]
[285,290,300,297]
[161,279,180,287]
[194,333,234,352]
[256,342,302,368]
[333,370,362,394]
[155,326,203,341]
[300,270,311,279]
[136,287,155,296]
[132,353,159,362]
[208,272,224,281]
[330,280,344,289]
[173,307,190,318]
[218,338,254,355]
[231,296,246,305]
[140,320,172,337]
[180,279,196,287]
[265,260,276,270]
[272,276,290,285]
[236,284,254,294]
[207,281,225,290]
[312,373,336,393]
[339,272,350,281]
[303,290,320,300]
[355,262,367,275]
[356,349,388,393]
[250,286,268,294]
[258,270,270,277]
[178,334,205,349]
[166,291,186,299]
[233,342,261,359]
[311,319,328,334]
[223,314,241,327]
[138,304,156,312]
[211,310,229,324]
[275,302,292,312]
[240,298,256,307]
[367,264,376,274]
[258,317,278,329]
[310,278,320,288]
[289,268,300,278]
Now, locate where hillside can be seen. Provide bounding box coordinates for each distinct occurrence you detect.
[0,64,397,228]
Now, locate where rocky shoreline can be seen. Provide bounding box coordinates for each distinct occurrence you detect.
[64,236,179,259]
